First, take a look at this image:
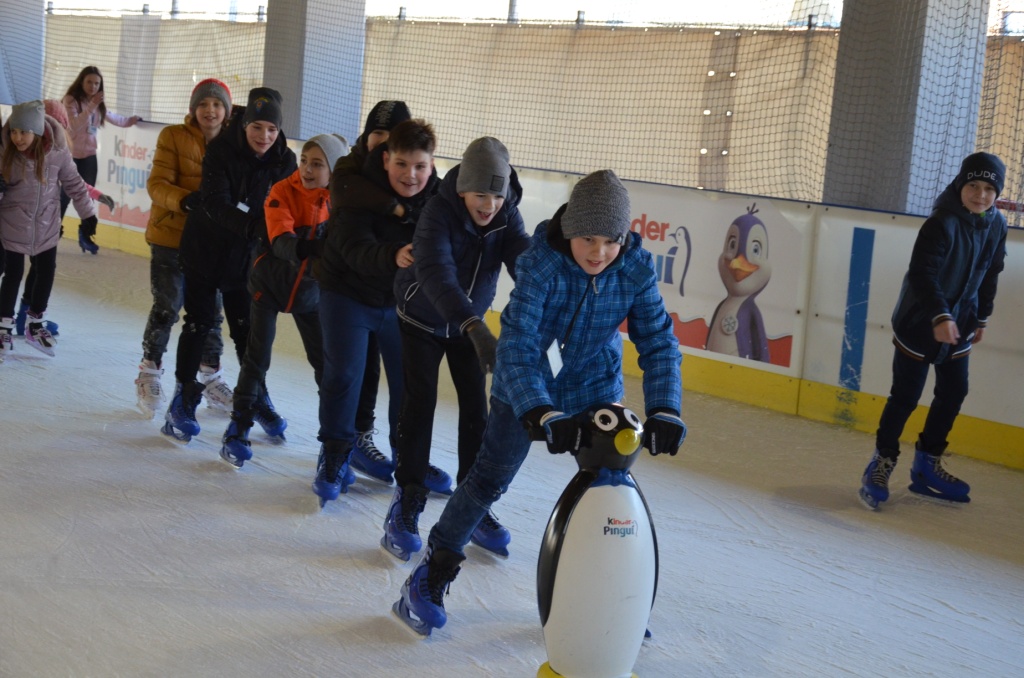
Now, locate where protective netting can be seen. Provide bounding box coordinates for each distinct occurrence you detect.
[26,1,1024,223]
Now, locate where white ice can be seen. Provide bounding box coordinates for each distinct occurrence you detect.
[1,246,1022,677]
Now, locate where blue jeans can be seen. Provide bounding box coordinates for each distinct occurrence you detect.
[318,288,402,445]
[875,348,970,456]
[428,396,533,556]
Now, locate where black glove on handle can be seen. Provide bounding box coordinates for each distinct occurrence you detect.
[643,411,687,456]
[79,215,98,237]
[464,319,498,374]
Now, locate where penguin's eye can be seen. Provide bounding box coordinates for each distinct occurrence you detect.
[622,408,642,429]
[750,239,763,258]
[726,234,738,255]
[593,408,620,431]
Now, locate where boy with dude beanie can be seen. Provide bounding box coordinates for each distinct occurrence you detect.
[394,168,685,636]
[189,79,232,118]
[860,151,1009,510]
[384,136,529,562]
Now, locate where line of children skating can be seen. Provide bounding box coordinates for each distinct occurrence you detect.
[0,78,1007,637]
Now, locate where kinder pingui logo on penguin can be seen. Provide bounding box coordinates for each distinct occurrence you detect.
[604,517,638,538]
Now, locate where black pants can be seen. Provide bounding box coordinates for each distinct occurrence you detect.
[234,300,324,413]
[394,320,487,488]
[175,272,250,385]
[60,155,98,219]
[0,247,58,318]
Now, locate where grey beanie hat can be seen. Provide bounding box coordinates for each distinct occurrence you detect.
[306,133,350,171]
[456,137,511,196]
[561,170,631,243]
[9,100,46,136]
[189,78,232,116]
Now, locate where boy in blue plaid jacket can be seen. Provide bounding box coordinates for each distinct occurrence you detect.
[393,169,686,635]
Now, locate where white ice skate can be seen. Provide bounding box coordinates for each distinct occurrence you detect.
[198,364,234,412]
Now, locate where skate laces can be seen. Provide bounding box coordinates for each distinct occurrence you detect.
[479,512,502,532]
[400,490,427,530]
[928,455,960,483]
[28,322,55,347]
[201,368,234,404]
[870,456,897,486]
[357,430,389,462]
[423,561,461,605]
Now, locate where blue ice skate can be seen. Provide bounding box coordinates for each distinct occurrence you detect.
[392,544,464,636]
[254,391,287,441]
[161,381,203,442]
[424,463,454,496]
[219,417,253,469]
[312,442,352,508]
[470,511,511,557]
[350,430,395,484]
[908,449,970,504]
[381,484,428,561]
[859,450,897,510]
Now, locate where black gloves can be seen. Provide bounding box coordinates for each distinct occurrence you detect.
[79,215,98,237]
[524,406,584,455]
[180,191,202,214]
[463,319,498,373]
[97,194,116,211]
[295,238,325,260]
[643,411,687,456]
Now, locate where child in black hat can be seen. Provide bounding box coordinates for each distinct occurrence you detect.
[860,151,1009,509]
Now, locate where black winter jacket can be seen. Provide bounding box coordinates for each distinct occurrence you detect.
[314,143,439,307]
[179,112,297,288]
[394,164,529,337]
[891,182,1008,363]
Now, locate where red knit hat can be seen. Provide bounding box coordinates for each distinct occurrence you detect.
[189,78,232,116]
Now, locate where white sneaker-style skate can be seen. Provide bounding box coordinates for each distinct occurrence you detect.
[198,364,234,412]
[0,317,14,361]
[136,360,166,417]
[25,313,57,357]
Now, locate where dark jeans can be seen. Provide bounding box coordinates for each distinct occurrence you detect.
[356,335,381,433]
[174,272,250,385]
[234,299,323,413]
[318,288,402,446]
[394,320,487,488]
[875,348,970,456]
[142,244,224,366]
[428,396,532,557]
[60,155,98,219]
[0,247,58,318]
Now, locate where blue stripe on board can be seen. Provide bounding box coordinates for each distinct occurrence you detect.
[839,227,875,391]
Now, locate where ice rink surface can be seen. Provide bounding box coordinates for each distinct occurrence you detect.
[1,246,1022,677]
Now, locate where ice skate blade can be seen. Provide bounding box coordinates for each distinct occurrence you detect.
[136,402,160,419]
[161,421,193,443]
[350,467,395,485]
[470,536,509,558]
[219,446,250,469]
[312,482,341,508]
[381,534,415,562]
[908,483,970,504]
[392,597,433,637]
[858,486,882,510]
[25,340,55,357]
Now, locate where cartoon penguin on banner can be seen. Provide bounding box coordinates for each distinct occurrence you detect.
[537,404,657,678]
[706,204,772,362]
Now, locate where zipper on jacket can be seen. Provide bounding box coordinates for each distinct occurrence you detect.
[559,275,595,352]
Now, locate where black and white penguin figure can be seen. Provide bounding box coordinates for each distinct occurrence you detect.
[537,404,657,678]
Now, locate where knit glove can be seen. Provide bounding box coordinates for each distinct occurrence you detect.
[643,411,687,456]
[79,215,98,237]
[97,193,116,211]
[463,319,498,373]
[524,406,584,455]
[179,191,202,213]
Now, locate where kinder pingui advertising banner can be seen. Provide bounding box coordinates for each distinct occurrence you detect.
[624,180,803,369]
[92,122,159,231]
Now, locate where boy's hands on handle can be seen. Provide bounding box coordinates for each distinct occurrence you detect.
[643,410,686,456]
[464,319,497,373]
[523,406,584,455]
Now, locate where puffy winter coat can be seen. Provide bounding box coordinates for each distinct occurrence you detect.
[0,115,97,256]
[178,111,296,289]
[395,163,529,337]
[891,182,1008,364]
[249,170,329,314]
[314,143,439,308]
[145,116,215,249]
[491,209,682,420]
[62,95,134,160]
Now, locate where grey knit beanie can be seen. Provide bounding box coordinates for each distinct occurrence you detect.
[456,137,511,196]
[306,133,349,171]
[9,100,45,136]
[189,78,232,117]
[561,170,631,243]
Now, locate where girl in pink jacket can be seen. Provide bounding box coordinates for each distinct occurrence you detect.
[60,65,140,253]
[0,101,98,359]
